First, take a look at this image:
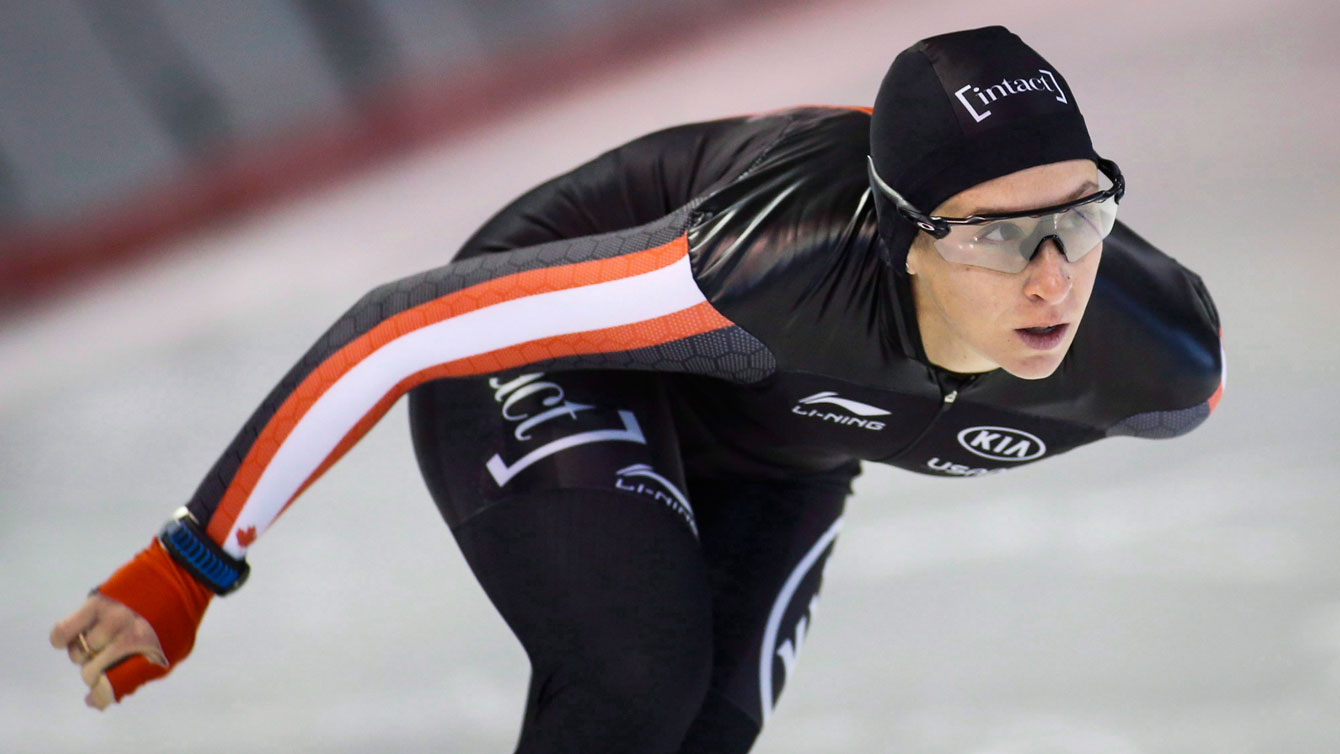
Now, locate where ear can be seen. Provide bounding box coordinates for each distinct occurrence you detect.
[904,235,928,276]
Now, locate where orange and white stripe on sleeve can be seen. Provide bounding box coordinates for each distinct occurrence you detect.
[184,212,775,558]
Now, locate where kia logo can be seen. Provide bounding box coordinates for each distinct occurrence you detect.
[956,426,1046,462]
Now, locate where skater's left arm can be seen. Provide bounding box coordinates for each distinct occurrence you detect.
[49,111,795,708]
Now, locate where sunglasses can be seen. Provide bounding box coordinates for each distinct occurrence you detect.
[868,156,1125,273]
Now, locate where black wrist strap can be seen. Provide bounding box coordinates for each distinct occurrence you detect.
[157,508,250,596]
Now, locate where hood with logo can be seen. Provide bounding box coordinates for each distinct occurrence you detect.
[868,25,1103,270]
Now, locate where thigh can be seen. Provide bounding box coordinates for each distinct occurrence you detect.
[681,466,858,750]
[408,368,695,534]
[456,486,715,753]
[409,370,713,752]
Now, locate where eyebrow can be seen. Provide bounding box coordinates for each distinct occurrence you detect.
[964,179,1101,216]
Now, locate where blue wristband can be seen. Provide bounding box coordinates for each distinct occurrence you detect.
[157,508,250,596]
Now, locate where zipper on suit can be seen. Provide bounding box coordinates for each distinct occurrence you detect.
[883,374,972,462]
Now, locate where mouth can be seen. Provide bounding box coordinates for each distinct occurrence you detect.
[1015,323,1070,350]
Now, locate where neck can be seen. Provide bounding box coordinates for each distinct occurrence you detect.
[907,274,998,374]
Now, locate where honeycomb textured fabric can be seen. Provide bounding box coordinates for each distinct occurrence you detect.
[1106,403,1212,439]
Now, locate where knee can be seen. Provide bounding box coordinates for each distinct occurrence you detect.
[591,634,713,722]
[540,623,714,749]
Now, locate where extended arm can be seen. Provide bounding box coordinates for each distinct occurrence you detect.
[188,209,770,561]
[51,111,791,707]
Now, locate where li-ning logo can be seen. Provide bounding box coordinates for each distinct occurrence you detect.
[954,69,1067,123]
[615,464,697,537]
[956,426,1047,462]
[791,391,890,431]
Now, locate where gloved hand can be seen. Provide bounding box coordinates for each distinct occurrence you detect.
[50,540,212,709]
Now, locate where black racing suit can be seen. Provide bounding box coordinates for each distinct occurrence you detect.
[172,107,1223,752]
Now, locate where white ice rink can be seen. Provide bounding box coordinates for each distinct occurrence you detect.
[5,0,1340,751]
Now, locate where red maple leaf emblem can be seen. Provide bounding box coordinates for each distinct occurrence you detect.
[236,526,258,548]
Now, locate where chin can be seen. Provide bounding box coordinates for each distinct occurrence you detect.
[994,325,1082,380]
[1000,353,1066,380]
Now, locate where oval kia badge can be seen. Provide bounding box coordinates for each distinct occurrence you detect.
[956,425,1047,462]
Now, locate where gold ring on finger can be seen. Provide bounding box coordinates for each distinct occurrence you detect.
[77,632,96,657]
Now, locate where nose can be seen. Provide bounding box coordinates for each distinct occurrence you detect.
[1022,238,1072,304]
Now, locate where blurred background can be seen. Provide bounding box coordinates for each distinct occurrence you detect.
[0,0,796,304]
[3,0,1338,752]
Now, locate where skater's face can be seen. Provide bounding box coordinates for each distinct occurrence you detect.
[905,159,1103,380]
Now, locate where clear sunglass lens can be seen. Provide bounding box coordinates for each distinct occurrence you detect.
[973,222,1025,244]
[932,193,1119,273]
[1057,196,1119,261]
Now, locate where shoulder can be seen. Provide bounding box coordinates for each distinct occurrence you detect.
[454,108,843,259]
[686,107,901,378]
[725,105,870,179]
[641,105,874,207]
[688,105,874,218]
[586,111,798,197]
[573,105,873,202]
[1074,221,1225,436]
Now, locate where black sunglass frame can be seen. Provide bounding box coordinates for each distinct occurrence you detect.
[867,156,1125,240]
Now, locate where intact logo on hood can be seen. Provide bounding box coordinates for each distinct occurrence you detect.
[954,69,1067,124]
[956,425,1047,462]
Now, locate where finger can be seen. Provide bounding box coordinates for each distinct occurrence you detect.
[80,635,143,688]
[85,675,115,711]
[69,630,133,666]
[78,618,129,659]
[50,597,102,649]
[66,606,132,665]
[79,628,170,688]
[68,640,92,666]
